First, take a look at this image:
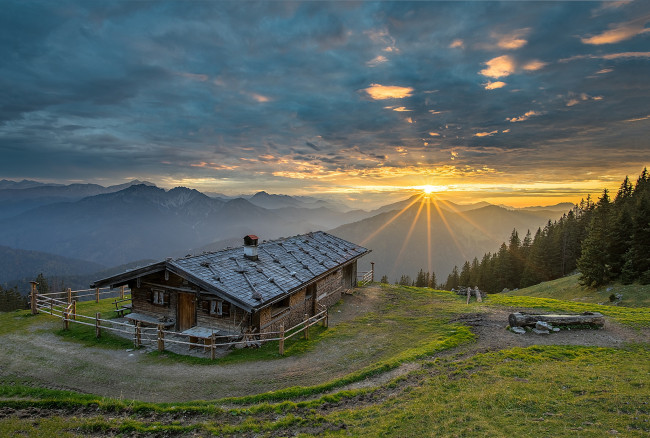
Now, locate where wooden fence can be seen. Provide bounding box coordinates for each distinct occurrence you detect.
[33,287,328,359]
[357,262,374,286]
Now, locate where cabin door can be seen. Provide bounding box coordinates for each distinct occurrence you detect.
[177,293,196,331]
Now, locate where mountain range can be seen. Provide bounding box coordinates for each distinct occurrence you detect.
[0,180,572,291]
[330,199,558,282]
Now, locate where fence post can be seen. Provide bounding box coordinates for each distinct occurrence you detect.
[30,281,39,315]
[95,288,99,303]
[466,287,471,305]
[324,309,329,328]
[67,288,72,304]
[72,300,77,320]
[370,262,375,282]
[63,308,69,330]
[279,323,285,355]
[95,312,101,338]
[49,296,53,315]
[211,332,216,360]
[157,324,164,352]
[304,313,309,340]
[135,321,141,347]
[120,286,125,300]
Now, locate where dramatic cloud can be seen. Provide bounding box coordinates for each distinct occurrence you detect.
[496,28,530,49]
[363,84,414,100]
[449,39,464,49]
[0,0,648,207]
[522,60,547,71]
[506,111,543,123]
[480,55,516,79]
[483,81,507,90]
[474,130,499,137]
[581,17,650,45]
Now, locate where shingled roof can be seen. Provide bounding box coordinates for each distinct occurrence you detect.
[92,231,370,312]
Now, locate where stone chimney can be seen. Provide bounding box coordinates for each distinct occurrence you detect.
[243,234,259,260]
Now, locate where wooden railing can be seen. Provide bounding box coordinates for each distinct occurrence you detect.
[34,287,328,359]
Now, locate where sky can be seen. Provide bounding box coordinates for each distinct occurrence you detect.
[1,0,649,208]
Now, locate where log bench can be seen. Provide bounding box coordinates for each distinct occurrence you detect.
[113,298,132,317]
[508,312,605,328]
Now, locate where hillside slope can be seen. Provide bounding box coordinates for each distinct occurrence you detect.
[0,245,104,289]
[505,273,650,307]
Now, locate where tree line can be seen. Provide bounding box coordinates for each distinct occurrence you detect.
[0,273,50,312]
[442,169,649,291]
[384,170,649,292]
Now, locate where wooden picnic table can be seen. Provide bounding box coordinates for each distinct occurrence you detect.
[181,326,222,350]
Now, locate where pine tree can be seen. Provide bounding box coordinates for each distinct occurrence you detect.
[415,269,427,287]
[35,273,50,295]
[506,229,522,288]
[444,266,460,290]
[428,271,437,289]
[459,261,471,286]
[469,257,480,287]
[578,190,612,287]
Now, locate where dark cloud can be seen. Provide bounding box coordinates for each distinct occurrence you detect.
[0,0,648,199]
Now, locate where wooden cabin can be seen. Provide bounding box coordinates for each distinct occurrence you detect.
[91,231,370,337]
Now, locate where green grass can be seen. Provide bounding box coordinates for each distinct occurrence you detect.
[320,344,650,437]
[0,309,38,336]
[487,294,650,327]
[506,273,650,307]
[2,344,648,437]
[2,284,649,437]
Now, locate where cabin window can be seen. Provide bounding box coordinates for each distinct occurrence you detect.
[209,300,222,316]
[152,289,166,306]
[203,299,230,317]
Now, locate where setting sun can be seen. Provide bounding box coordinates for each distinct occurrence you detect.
[411,185,448,196]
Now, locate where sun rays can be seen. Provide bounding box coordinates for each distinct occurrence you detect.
[360,189,507,278]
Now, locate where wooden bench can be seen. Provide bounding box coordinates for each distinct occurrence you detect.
[125,312,175,328]
[113,298,132,317]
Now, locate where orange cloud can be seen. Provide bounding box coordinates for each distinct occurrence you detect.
[506,110,542,123]
[392,106,412,112]
[581,18,650,45]
[625,115,650,123]
[250,93,270,103]
[523,60,547,71]
[428,132,440,137]
[190,162,239,170]
[483,80,507,90]
[601,51,650,60]
[474,130,499,137]
[367,55,388,67]
[363,83,414,100]
[480,55,516,79]
[497,28,530,49]
[449,39,464,49]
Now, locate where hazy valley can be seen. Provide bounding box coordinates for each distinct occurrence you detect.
[0,180,569,291]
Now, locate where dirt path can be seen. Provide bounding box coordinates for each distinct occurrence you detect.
[0,288,383,402]
[0,287,645,403]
